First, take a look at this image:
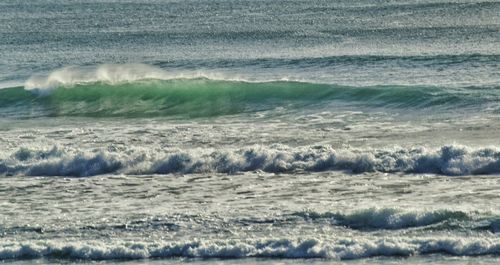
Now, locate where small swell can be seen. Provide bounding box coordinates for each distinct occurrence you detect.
[292,208,476,230]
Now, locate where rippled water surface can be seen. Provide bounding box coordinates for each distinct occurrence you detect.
[0,0,499,263]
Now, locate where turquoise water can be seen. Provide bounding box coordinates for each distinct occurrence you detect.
[0,0,499,264]
[2,79,495,118]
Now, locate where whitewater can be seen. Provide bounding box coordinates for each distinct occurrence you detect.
[1,0,499,264]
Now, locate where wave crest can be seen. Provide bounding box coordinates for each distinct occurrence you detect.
[24,64,255,91]
[25,64,171,91]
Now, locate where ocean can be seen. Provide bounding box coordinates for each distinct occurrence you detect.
[0,0,499,264]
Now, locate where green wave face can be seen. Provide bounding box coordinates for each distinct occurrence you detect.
[0,79,490,118]
[42,80,334,118]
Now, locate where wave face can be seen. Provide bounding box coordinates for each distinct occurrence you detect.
[1,144,499,177]
[0,64,496,118]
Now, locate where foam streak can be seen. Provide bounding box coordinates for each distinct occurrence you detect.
[1,144,499,177]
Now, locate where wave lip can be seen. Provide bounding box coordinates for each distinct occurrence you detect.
[24,64,170,91]
[3,237,500,260]
[1,144,500,177]
[23,64,260,92]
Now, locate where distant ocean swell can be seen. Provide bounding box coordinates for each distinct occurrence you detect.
[3,237,500,260]
[1,144,499,177]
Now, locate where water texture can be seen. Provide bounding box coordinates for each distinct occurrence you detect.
[0,0,499,264]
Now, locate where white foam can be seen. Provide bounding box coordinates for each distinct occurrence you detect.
[1,144,500,177]
[2,237,500,260]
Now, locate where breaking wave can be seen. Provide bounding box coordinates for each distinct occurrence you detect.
[1,144,500,177]
[0,64,495,118]
[2,237,500,260]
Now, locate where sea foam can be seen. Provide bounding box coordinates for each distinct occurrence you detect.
[1,144,499,177]
[2,237,500,260]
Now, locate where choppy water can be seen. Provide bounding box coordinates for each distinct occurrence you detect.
[0,0,499,264]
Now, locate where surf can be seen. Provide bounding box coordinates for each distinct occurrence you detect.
[3,236,500,260]
[0,64,496,118]
[2,144,500,177]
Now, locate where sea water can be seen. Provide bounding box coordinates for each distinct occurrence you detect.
[0,0,499,264]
